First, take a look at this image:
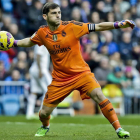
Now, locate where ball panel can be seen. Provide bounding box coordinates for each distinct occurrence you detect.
[0,31,14,51]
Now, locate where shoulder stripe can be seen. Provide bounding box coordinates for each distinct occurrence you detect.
[39,25,48,29]
[62,21,69,26]
[70,20,83,26]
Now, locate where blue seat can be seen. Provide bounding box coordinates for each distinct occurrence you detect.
[1,94,20,116]
[1,0,13,12]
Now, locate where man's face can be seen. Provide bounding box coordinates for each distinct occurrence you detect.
[12,70,20,81]
[45,7,61,26]
[100,59,109,69]
[126,72,133,78]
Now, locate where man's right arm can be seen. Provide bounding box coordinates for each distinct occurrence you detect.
[89,20,135,32]
[15,38,35,48]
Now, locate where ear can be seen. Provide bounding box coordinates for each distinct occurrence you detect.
[43,14,47,20]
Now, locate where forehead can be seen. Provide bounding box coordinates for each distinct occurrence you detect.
[49,7,61,13]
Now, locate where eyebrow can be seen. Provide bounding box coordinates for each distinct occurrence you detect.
[51,11,61,13]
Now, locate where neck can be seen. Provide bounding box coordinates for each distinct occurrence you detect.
[48,22,60,31]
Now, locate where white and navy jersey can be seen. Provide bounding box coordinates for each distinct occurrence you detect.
[31,45,50,71]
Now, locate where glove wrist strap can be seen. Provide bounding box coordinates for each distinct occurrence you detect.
[114,22,120,29]
[13,40,19,47]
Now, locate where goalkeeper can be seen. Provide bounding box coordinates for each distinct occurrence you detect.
[5,2,136,138]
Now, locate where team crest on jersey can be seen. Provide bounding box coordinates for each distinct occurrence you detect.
[62,30,66,37]
[45,34,48,38]
[52,34,57,41]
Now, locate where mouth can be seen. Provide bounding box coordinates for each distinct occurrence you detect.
[56,20,61,23]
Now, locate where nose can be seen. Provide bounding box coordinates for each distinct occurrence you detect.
[56,13,60,18]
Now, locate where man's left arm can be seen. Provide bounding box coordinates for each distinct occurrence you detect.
[89,20,136,32]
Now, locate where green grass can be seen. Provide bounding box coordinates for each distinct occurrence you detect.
[0,115,140,140]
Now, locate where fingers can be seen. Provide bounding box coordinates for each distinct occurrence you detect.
[120,20,126,26]
[130,20,136,28]
[126,20,136,29]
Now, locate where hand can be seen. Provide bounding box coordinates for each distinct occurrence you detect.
[12,40,18,48]
[118,20,136,29]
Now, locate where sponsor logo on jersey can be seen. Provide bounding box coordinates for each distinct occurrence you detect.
[62,30,66,37]
[52,34,57,41]
[49,45,71,55]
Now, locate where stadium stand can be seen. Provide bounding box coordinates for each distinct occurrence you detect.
[0,0,140,115]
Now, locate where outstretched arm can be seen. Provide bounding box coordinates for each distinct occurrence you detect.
[95,22,116,31]
[89,20,135,32]
[13,38,35,48]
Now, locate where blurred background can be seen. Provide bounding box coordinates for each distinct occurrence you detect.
[0,0,140,117]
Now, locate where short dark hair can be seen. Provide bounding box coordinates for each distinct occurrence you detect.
[42,2,60,15]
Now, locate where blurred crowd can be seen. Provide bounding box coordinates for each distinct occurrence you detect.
[0,0,140,114]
